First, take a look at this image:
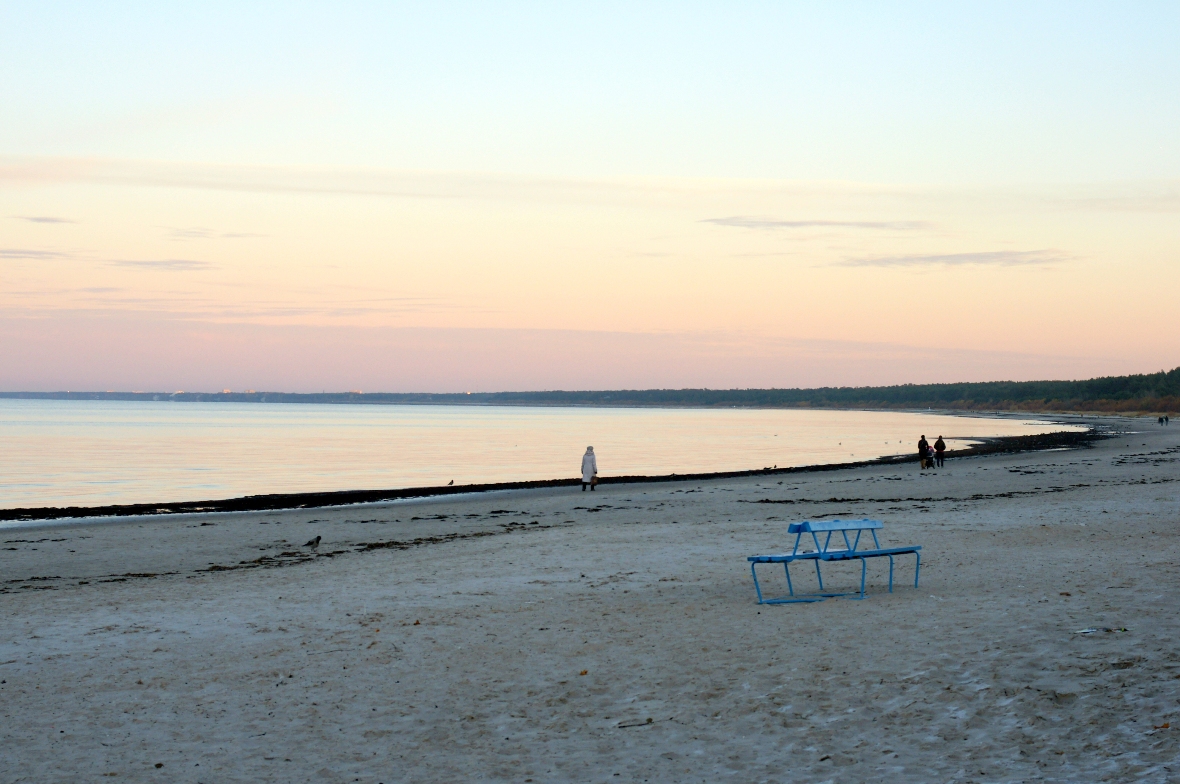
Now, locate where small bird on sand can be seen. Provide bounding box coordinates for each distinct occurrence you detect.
[303,535,321,550]
[448,480,454,486]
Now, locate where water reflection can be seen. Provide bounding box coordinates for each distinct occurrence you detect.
[0,400,1082,508]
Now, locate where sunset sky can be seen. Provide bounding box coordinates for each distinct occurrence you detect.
[3,3,1178,392]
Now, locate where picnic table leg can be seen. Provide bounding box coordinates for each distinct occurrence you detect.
[914,551,921,588]
[750,562,765,604]
[813,559,824,591]
[858,557,867,599]
[887,555,895,593]
[783,561,795,597]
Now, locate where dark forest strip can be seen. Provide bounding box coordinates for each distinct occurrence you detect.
[3,367,1178,411]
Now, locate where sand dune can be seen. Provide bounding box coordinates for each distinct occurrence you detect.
[3,417,1180,782]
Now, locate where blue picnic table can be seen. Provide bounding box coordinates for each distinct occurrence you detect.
[747,518,921,604]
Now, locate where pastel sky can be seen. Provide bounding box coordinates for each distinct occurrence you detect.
[3,2,1178,392]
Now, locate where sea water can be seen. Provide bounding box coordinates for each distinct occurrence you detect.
[0,399,1084,509]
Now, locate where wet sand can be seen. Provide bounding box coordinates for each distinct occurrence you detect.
[3,417,1180,782]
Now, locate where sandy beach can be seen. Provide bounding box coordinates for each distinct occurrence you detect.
[3,416,1180,782]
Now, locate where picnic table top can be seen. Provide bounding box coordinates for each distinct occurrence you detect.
[748,518,920,563]
[788,518,882,533]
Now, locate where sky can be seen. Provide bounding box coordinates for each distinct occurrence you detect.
[2,2,1178,392]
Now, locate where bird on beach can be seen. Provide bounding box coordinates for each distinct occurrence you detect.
[448,480,454,486]
[303,535,321,551]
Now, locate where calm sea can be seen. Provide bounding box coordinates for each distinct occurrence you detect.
[0,399,1083,510]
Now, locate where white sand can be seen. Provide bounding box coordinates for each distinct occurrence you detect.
[3,417,1180,782]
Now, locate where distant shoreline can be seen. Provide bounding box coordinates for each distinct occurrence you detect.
[0,391,1149,419]
[2,372,1176,415]
[0,428,1105,524]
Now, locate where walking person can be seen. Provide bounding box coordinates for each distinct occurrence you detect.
[934,435,946,468]
[918,435,930,470]
[581,446,598,491]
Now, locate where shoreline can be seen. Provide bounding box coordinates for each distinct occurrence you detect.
[0,426,1106,523]
[0,392,1166,417]
[3,374,1177,416]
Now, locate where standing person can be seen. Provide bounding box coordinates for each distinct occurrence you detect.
[581,446,598,491]
[934,435,946,468]
[918,435,930,470]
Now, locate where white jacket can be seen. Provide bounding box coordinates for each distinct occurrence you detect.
[581,450,597,483]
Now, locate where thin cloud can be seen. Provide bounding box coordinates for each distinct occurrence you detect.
[5,157,1177,220]
[0,156,899,208]
[840,250,1069,268]
[13,215,77,224]
[704,216,928,231]
[164,226,267,240]
[165,227,216,239]
[0,156,631,203]
[109,259,213,271]
[1,248,211,270]
[0,248,71,259]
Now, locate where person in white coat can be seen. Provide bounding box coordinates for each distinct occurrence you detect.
[581,446,598,491]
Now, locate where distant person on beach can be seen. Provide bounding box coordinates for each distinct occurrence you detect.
[918,435,930,470]
[581,446,598,491]
[934,436,946,468]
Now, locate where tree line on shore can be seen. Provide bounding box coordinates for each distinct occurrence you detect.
[4,367,1178,413]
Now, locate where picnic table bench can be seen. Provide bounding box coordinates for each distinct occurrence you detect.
[747,518,921,604]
